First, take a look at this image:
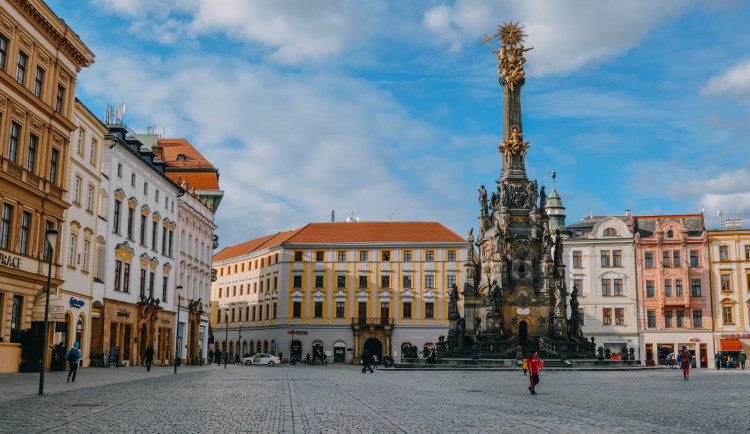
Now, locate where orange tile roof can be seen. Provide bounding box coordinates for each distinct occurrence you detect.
[154,138,220,191]
[213,222,464,262]
[165,172,220,190]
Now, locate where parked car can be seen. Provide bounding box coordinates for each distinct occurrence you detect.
[241,353,280,366]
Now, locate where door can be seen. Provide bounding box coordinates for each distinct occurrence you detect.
[700,344,708,368]
[313,342,324,362]
[334,344,346,363]
[380,302,390,324]
[519,321,528,346]
[358,302,367,323]
[290,340,302,362]
[363,338,382,362]
[123,325,131,361]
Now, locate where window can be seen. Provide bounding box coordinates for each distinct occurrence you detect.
[663,251,670,267]
[613,279,623,296]
[0,35,6,70]
[337,251,346,261]
[315,251,324,261]
[335,301,345,318]
[122,263,130,292]
[647,310,656,328]
[675,280,683,297]
[403,275,412,288]
[667,230,674,238]
[314,301,323,318]
[358,275,368,289]
[693,310,702,328]
[425,250,435,261]
[601,251,610,267]
[645,252,654,268]
[690,250,699,267]
[691,280,701,297]
[337,275,346,288]
[55,85,65,113]
[601,279,611,296]
[148,271,155,298]
[294,251,303,261]
[19,211,30,255]
[273,302,277,319]
[719,246,728,261]
[612,250,622,267]
[274,276,278,289]
[1,204,13,249]
[86,186,93,212]
[722,306,733,324]
[139,269,147,297]
[168,229,174,257]
[603,308,612,325]
[676,310,684,328]
[113,200,121,234]
[89,139,97,165]
[425,274,435,288]
[10,295,22,343]
[603,228,617,236]
[16,52,27,84]
[721,274,732,292]
[315,275,324,288]
[140,214,147,245]
[8,121,20,162]
[573,279,583,296]
[76,129,84,155]
[673,251,680,268]
[403,250,412,261]
[665,280,672,297]
[448,250,456,261]
[127,207,134,239]
[292,301,302,318]
[151,221,157,249]
[359,251,368,261]
[615,308,625,325]
[42,221,53,260]
[665,310,672,328]
[646,281,655,297]
[293,275,302,288]
[573,251,582,268]
[381,250,391,261]
[114,260,122,291]
[381,275,390,288]
[424,302,435,319]
[68,235,76,267]
[402,301,412,318]
[161,226,167,254]
[26,134,37,171]
[447,274,457,288]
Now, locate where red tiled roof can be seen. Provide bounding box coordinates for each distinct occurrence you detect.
[154,138,220,191]
[213,222,464,262]
[165,172,220,190]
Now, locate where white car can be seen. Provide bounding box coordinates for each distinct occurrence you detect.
[241,353,280,366]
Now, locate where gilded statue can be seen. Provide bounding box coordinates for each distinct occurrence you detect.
[479,21,533,90]
[499,126,529,158]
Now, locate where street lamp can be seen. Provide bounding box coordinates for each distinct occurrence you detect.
[174,285,182,374]
[39,228,58,396]
[224,309,228,368]
[291,324,296,365]
[238,321,242,364]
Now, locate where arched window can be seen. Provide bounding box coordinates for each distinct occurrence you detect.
[603,228,617,237]
[667,230,674,238]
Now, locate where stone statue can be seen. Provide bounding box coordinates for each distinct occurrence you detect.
[539,185,546,210]
[542,224,552,260]
[499,183,509,208]
[488,280,502,313]
[448,284,459,319]
[554,277,566,317]
[478,185,488,215]
[539,316,547,334]
[511,317,518,334]
[475,316,481,332]
[489,191,497,211]
[527,180,538,210]
[466,228,476,261]
[568,286,582,337]
[459,317,466,335]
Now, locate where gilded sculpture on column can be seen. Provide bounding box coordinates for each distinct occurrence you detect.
[479,21,533,90]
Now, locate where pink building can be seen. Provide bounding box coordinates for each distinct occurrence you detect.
[634,214,715,368]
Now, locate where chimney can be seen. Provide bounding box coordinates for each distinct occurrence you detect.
[625,210,631,218]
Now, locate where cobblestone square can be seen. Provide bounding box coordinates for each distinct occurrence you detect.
[0,365,748,433]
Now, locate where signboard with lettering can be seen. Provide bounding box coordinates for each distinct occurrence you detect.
[721,333,750,339]
[117,308,130,318]
[91,308,100,318]
[70,297,85,309]
[108,346,120,366]
[48,305,65,322]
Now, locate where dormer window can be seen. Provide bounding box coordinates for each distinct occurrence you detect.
[667,230,674,238]
[176,154,186,161]
[603,228,617,237]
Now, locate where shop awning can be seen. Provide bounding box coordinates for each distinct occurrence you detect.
[720,339,742,352]
[32,291,65,322]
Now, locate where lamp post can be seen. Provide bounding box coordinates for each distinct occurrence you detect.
[174,285,182,374]
[224,309,228,368]
[238,321,242,364]
[39,228,58,396]
[291,324,296,365]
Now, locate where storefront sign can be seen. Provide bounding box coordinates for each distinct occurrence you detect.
[287,330,308,335]
[0,251,22,269]
[689,337,701,342]
[91,308,101,318]
[117,308,130,318]
[70,298,85,309]
[721,333,750,339]
[48,305,65,321]
[160,317,171,325]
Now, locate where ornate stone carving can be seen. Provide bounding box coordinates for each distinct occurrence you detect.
[499,126,529,159]
[513,238,530,258]
[478,184,488,216]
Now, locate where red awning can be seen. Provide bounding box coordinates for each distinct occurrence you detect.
[720,339,742,351]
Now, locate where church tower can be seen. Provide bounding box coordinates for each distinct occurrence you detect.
[449,22,593,359]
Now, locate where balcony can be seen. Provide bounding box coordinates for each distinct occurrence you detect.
[663,295,689,309]
[351,317,392,327]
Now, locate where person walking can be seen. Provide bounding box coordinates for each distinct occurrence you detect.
[144,345,154,371]
[739,350,747,370]
[208,348,214,364]
[522,359,528,375]
[216,349,222,366]
[680,346,691,380]
[715,352,721,370]
[527,352,540,395]
[361,350,374,373]
[66,341,82,383]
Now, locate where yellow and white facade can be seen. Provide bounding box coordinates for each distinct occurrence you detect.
[210,222,464,363]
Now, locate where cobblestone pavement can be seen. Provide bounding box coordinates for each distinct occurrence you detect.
[0,364,747,433]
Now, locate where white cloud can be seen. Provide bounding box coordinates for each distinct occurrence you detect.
[422,0,692,76]
[701,59,750,105]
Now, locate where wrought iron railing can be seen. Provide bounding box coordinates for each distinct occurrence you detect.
[351,317,393,326]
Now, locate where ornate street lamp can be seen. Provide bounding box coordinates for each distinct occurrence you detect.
[238,321,242,363]
[174,285,183,374]
[38,228,58,396]
[224,308,228,368]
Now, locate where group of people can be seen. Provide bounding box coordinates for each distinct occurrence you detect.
[207,348,225,365]
[714,350,746,369]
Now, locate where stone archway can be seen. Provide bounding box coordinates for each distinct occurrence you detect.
[363,338,383,361]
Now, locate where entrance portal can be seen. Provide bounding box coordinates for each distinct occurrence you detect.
[519,321,528,346]
[363,338,382,361]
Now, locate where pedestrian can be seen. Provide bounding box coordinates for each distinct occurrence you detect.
[739,350,747,370]
[66,341,82,383]
[306,353,311,365]
[373,354,379,369]
[522,359,528,375]
[680,346,691,380]
[361,350,374,373]
[216,349,222,366]
[144,345,154,372]
[208,348,214,364]
[715,352,721,370]
[527,351,540,395]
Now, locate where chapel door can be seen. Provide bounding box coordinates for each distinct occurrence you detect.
[519,321,528,346]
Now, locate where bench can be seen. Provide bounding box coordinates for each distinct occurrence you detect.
[658,359,677,368]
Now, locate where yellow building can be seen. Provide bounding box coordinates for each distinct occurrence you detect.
[708,220,750,360]
[0,0,93,372]
[210,222,464,364]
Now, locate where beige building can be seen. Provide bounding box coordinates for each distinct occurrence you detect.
[0,0,93,372]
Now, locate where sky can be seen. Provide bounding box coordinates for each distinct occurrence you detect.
[46,0,750,249]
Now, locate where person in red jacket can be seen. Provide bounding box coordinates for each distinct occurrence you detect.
[527,352,541,395]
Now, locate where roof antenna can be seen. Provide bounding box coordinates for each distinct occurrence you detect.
[388,212,394,222]
[551,171,557,190]
[331,210,335,223]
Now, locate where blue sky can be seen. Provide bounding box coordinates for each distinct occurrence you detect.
[47,0,750,248]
